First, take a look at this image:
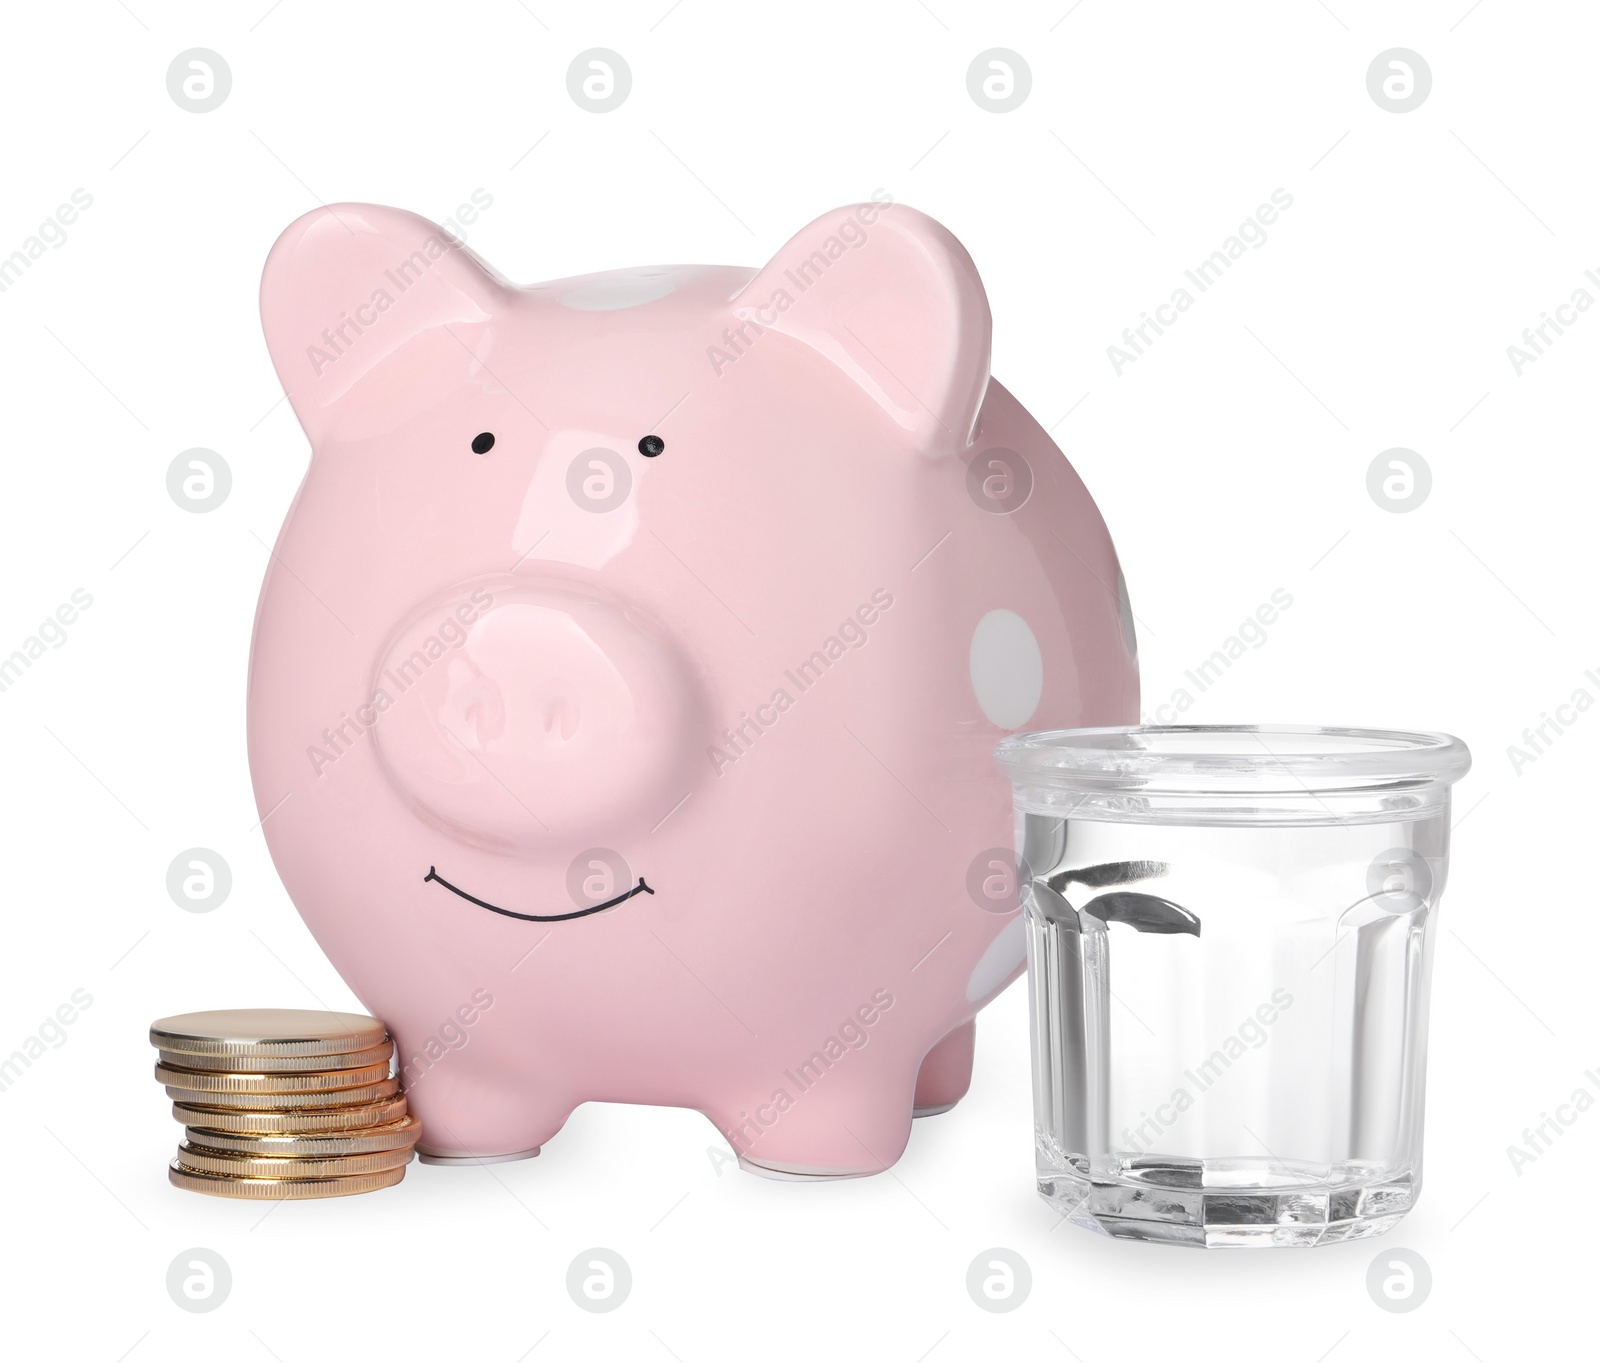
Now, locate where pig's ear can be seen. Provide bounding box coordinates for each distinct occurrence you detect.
[731,203,992,450]
[260,203,508,446]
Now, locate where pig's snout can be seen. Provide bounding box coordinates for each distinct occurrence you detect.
[371,578,705,850]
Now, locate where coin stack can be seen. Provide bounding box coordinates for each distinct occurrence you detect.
[151,1008,419,1199]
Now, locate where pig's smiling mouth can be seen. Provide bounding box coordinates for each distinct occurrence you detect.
[423,866,655,923]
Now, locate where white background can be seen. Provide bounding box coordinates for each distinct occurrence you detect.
[1,1,1593,1359]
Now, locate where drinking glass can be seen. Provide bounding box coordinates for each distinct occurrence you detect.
[995,725,1470,1247]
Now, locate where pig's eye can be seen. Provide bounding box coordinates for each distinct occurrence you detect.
[471,432,495,455]
[637,434,664,458]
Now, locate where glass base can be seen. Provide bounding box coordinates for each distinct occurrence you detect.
[1040,1157,1415,1248]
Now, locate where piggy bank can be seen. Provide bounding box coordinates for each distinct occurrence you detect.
[248,199,1138,1175]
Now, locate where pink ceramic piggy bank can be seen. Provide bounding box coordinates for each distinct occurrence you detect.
[248,200,1138,1175]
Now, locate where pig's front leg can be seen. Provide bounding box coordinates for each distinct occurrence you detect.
[706,1061,919,1180]
[407,1063,575,1166]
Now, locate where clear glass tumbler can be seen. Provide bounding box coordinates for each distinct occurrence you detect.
[995,726,1470,1248]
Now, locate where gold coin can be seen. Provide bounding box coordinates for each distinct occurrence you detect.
[163,1077,399,1108]
[154,1060,392,1093]
[176,1142,413,1178]
[155,1040,393,1073]
[173,1095,408,1133]
[168,1160,405,1199]
[151,1008,387,1059]
[182,1114,421,1156]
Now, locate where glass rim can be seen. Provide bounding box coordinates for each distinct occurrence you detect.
[994,724,1471,796]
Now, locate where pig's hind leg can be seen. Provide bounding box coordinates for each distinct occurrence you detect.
[912,1018,976,1117]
